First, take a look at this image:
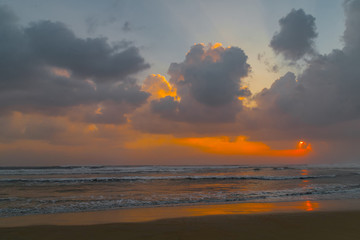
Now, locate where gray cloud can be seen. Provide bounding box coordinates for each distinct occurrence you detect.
[255,1,360,129]
[270,9,317,61]
[140,1,360,143]
[343,0,360,54]
[26,20,149,82]
[257,52,280,73]
[0,113,67,143]
[0,5,149,123]
[150,44,251,123]
[151,96,179,119]
[0,76,149,117]
[122,21,131,32]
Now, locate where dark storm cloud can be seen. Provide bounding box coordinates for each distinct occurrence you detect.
[149,44,251,123]
[0,5,149,123]
[270,9,318,61]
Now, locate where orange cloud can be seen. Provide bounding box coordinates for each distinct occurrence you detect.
[204,43,224,62]
[211,42,223,49]
[174,136,312,157]
[125,134,173,149]
[142,74,178,100]
[125,134,312,158]
[50,67,71,78]
[86,124,98,132]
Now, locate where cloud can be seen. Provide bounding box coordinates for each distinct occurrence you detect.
[270,9,318,61]
[252,1,360,129]
[0,112,66,143]
[142,74,177,100]
[0,5,149,123]
[135,0,360,155]
[174,43,250,106]
[2,2,360,164]
[257,3,360,127]
[257,52,280,73]
[122,21,131,32]
[174,136,311,157]
[26,21,149,81]
[149,43,251,123]
[343,0,360,53]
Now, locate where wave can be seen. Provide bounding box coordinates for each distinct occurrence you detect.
[2,164,360,176]
[0,174,337,183]
[0,165,251,175]
[1,183,359,218]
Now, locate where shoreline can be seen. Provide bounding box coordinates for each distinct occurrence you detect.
[1,210,360,240]
[1,199,360,228]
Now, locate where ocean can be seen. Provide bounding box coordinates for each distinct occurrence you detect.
[1,165,360,217]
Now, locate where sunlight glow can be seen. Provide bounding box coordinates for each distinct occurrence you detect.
[211,42,223,49]
[297,141,312,151]
[174,136,312,157]
[142,74,179,100]
[87,124,98,132]
[50,67,71,78]
[95,105,103,115]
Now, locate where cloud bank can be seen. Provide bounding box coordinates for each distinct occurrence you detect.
[261,1,360,127]
[2,2,360,164]
[0,5,149,124]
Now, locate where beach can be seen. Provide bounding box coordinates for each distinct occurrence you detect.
[1,200,360,239]
[1,166,360,239]
[1,210,360,240]
[2,0,360,238]
[2,165,360,218]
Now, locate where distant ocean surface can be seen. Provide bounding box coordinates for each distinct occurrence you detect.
[1,165,360,217]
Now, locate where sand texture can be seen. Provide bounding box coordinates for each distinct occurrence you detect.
[1,211,360,240]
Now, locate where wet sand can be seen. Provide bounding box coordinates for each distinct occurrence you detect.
[1,211,360,240]
[1,200,360,240]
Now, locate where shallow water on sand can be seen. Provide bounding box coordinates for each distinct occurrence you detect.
[1,165,360,217]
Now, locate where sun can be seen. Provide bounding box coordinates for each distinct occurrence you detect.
[297,141,312,151]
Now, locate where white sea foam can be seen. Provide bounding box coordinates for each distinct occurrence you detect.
[0,174,337,183]
[1,183,360,217]
[0,165,245,175]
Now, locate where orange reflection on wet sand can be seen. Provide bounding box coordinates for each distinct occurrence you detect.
[0,201,326,227]
[302,200,319,211]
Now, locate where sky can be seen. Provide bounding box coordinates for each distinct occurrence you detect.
[0,0,359,166]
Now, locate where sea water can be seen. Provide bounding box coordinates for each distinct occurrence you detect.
[1,165,360,217]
